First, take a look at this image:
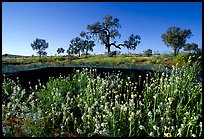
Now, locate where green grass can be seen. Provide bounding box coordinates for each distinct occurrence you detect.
[2,57,202,137]
[3,53,202,69]
[2,54,174,66]
[2,54,178,74]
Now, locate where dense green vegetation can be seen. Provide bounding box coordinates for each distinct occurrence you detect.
[31,38,49,57]
[161,27,193,56]
[2,57,202,137]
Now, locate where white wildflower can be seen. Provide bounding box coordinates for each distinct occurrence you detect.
[148,111,152,117]
[76,128,82,135]
[177,128,182,136]
[136,110,141,116]
[139,125,145,130]
[149,132,154,137]
[153,125,157,131]
[192,134,196,137]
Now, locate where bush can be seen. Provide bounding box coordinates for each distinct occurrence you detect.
[107,51,117,57]
[174,53,189,65]
[143,49,152,57]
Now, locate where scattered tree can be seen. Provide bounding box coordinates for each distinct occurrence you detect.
[183,43,199,54]
[161,27,192,56]
[143,48,152,57]
[80,31,95,55]
[67,49,71,56]
[31,38,49,57]
[68,37,84,57]
[86,15,141,53]
[124,34,141,51]
[57,48,65,55]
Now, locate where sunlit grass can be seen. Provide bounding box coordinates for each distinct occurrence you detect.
[2,54,176,67]
[2,54,177,74]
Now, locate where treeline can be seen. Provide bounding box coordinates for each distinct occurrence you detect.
[30,15,201,57]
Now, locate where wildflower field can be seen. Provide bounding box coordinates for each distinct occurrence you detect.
[2,58,202,137]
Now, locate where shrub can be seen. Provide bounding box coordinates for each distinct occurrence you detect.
[174,53,189,65]
[107,51,117,57]
[143,49,152,57]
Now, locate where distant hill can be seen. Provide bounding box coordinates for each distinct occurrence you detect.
[2,54,24,57]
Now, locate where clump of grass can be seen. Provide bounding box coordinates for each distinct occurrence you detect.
[2,57,202,137]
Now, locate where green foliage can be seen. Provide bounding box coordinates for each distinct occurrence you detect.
[160,54,175,60]
[161,27,192,56]
[174,53,189,65]
[39,57,49,63]
[124,34,141,51]
[183,43,199,54]
[80,31,95,55]
[2,60,202,137]
[68,37,84,57]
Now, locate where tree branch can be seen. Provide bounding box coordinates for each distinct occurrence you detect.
[110,43,127,49]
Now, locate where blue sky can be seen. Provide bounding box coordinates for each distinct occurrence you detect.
[2,2,202,56]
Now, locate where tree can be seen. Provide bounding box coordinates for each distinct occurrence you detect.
[80,31,95,55]
[183,43,199,54]
[161,27,192,56]
[67,32,95,57]
[31,38,49,57]
[57,48,65,55]
[68,37,84,57]
[124,34,141,50]
[143,49,152,57]
[86,15,141,53]
[67,49,71,56]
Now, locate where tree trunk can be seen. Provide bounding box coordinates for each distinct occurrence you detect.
[86,50,88,55]
[108,47,111,53]
[106,44,111,53]
[174,49,177,56]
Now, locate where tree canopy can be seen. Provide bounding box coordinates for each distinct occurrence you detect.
[67,37,84,57]
[161,27,192,56]
[31,38,49,57]
[183,43,199,54]
[57,48,65,55]
[67,31,95,56]
[80,31,95,55]
[86,15,141,53]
